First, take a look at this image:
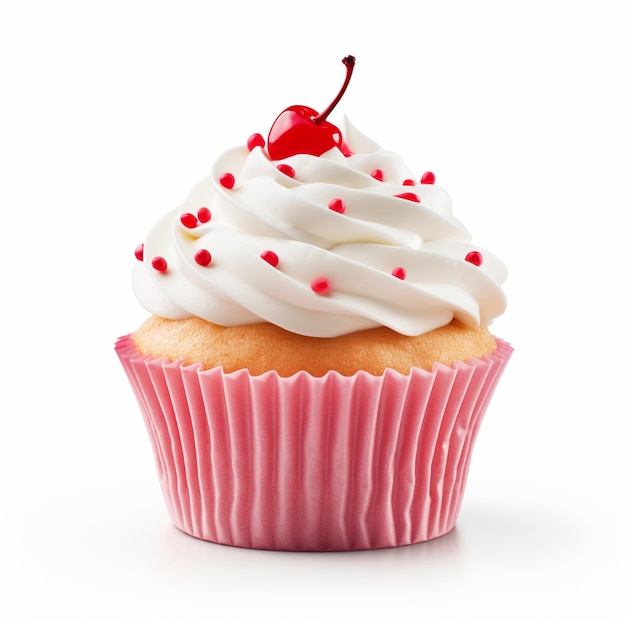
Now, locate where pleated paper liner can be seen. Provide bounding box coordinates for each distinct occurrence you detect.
[116,334,512,551]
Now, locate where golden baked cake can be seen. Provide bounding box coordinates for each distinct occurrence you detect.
[132,316,498,377]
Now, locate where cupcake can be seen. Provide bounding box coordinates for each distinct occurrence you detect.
[116,56,512,551]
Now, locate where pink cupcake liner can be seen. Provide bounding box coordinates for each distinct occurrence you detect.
[115,335,512,551]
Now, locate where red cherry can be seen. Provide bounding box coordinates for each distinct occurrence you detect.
[311,277,331,294]
[392,267,406,280]
[134,244,144,261]
[370,169,384,181]
[151,256,167,272]
[194,249,212,266]
[197,207,212,223]
[465,251,483,266]
[277,163,296,178]
[267,56,356,160]
[261,250,279,266]
[219,172,235,189]
[421,171,436,184]
[328,198,346,213]
[180,213,198,228]
[247,133,265,151]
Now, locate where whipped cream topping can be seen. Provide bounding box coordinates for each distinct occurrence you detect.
[132,119,507,338]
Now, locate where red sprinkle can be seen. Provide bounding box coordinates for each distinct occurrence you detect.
[197,207,212,223]
[403,179,416,186]
[277,163,296,178]
[465,251,483,266]
[311,277,331,294]
[328,198,346,213]
[370,168,384,181]
[261,250,279,267]
[151,256,167,272]
[180,213,198,228]
[247,133,265,151]
[394,192,420,202]
[134,243,144,261]
[219,172,235,189]
[421,171,436,184]
[194,249,212,266]
[392,267,406,280]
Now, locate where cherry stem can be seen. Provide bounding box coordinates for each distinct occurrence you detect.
[312,55,356,124]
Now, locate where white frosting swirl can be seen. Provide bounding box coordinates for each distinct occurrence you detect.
[133,119,507,338]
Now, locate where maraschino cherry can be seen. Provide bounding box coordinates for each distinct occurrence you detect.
[267,55,356,160]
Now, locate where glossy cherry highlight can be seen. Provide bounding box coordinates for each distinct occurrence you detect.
[267,56,356,160]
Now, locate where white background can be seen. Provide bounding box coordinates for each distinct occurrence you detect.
[1,1,624,624]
